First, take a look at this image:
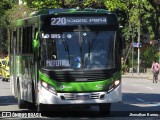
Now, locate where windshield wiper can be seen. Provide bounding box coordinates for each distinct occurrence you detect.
[82,32,99,69]
[83,34,91,58]
[90,31,99,50]
[83,32,99,58]
[60,35,72,63]
[61,37,69,51]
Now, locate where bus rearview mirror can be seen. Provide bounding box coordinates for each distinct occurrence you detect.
[33,39,40,48]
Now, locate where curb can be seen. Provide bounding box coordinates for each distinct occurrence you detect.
[122,75,148,79]
[122,74,153,80]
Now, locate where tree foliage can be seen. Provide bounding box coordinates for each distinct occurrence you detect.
[22,0,60,9]
[5,4,32,24]
[0,0,160,67]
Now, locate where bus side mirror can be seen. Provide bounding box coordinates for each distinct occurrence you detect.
[33,31,40,49]
[33,39,40,49]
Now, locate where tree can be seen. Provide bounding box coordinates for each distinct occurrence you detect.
[142,45,158,67]
[143,0,160,40]
[0,0,19,57]
[0,0,159,68]
[22,0,61,9]
[0,1,33,57]
[22,0,106,9]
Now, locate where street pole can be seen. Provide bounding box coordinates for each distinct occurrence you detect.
[159,40,160,64]
[132,37,134,76]
[137,0,140,75]
[137,20,140,75]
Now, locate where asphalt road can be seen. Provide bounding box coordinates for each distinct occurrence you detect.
[0,77,160,119]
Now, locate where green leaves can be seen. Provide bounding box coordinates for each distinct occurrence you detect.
[0,0,159,67]
[22,0,60,9]
[104,0,127,11]
[4,4,32,24]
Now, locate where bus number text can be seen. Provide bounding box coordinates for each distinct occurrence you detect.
[51,18,66,25]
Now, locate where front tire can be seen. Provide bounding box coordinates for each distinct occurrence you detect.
[36,104,46,112]
[99,103,111,115]
[28,81,36,110]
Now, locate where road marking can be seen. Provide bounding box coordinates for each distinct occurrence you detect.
[146,87,153,89]
[132,84,154,90]
[136,98,145,102]
[136,98,160,106]
[130,103,160,107]
[126,98,160,107]
[132,84,142,87]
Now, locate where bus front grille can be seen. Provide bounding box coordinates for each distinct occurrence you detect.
[60,93,101,100]
[41,69,117,82]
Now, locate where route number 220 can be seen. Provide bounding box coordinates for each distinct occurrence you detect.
[51,17,66,25]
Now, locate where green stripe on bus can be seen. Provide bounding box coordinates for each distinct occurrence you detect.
[39,71,121,92]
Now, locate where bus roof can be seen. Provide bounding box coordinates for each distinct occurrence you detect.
[29,8,112,17]
[11,8,116,28]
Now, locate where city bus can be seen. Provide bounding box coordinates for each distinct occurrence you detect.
[9,8,124,114]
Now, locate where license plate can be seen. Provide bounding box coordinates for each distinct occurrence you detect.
[76,95,89,100]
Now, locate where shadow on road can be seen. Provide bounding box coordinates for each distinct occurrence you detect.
[0,96,17,106]
[108,92,160,117]
[124,93,160,103]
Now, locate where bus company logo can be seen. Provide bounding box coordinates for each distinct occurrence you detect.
[83,33,87,36]
[95,84,105,89]
[42,33,50,38]
[67,34,72,39]
[58,85,65,90]
[58,85,72,90]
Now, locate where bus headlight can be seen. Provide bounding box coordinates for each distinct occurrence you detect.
[48,85,57,95]
[41,81,48,88]
[107,80,120,93]
[114,80,120,86]
[41,81,57,95]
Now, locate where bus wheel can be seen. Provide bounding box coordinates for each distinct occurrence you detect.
[17,83,26,109]
[36,104,44,112]
[99,103,111,115]
[28,82,36,110]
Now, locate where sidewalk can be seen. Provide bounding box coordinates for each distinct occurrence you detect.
[122,72,153,80]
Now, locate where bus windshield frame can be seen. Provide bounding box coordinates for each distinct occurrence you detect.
[40,30,116,70]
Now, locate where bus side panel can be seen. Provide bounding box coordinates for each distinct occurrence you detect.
[10,31,17,97]
[17,55,33,103]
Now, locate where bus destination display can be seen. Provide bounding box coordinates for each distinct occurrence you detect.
[51,17,107,26]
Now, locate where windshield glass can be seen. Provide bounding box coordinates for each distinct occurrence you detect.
[41,31,116,70]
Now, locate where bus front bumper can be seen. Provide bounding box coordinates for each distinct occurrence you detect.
[38,84,122,105]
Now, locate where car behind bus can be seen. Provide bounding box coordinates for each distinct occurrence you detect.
[0,58,6,77]
[1,57,10,82]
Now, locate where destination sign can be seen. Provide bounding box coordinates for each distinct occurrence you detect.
[51,17,107,26]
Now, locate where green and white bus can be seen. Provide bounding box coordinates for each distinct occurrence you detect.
[9,8,124,114]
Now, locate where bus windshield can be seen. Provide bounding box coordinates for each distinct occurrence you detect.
[41,31,116,70]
